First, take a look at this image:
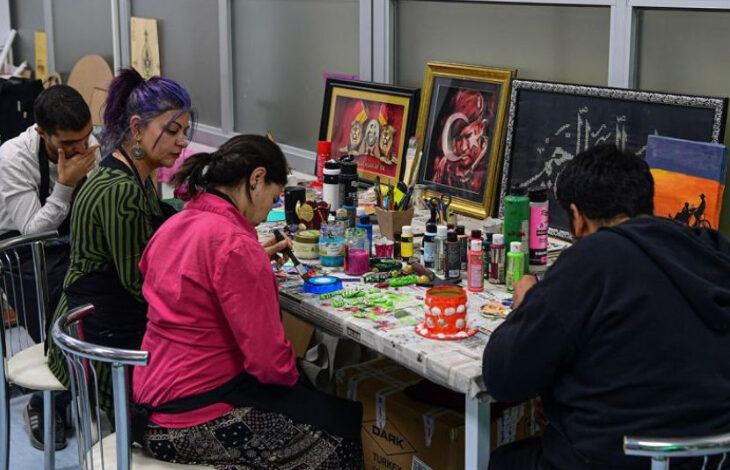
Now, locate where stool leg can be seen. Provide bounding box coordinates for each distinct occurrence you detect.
[43,390,55,470]
[0,380,9,470]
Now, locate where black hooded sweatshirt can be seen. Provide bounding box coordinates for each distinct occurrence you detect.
[483,216,730,470]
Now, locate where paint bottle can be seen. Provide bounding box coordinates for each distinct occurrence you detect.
[503,185,530,269]
[356,215,373,256]
[434,225,448,277]
[528,187,549,275]
[445,231,461,280]
[393,232,402,260]
[400,225,414,262]
[506,241,526,293]
[467,234,484,292]
[322,159,341,214]
[335,208,349,228]
[314,141,331,187]
[483,219,501,280]
[422,223,436,268]
[489,233,506,285]
[456,225,467,271]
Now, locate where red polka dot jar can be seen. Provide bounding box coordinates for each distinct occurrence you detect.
[415,286,478,340]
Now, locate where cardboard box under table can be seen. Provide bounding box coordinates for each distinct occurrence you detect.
[337,358,540,470]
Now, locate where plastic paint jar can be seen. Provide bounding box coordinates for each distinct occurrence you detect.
[293,230,320,260]
[319,223,345,267]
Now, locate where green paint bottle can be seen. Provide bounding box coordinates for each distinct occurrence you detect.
[503,185,530,272]
[506,241,526,293]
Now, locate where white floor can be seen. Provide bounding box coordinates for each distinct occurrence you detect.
[8,393,81,470]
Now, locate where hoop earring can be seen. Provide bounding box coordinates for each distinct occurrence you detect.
[132,141,146,160]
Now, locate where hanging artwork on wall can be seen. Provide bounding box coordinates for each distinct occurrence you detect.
[646,135,727,230]
[320,78,420,186]
[415,62,516,219]
[500,79,728,239]
[131,17,161,80]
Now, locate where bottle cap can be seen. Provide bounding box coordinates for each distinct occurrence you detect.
[456,225,465,235]
[492,233,504,245]
[509,185,526,196]
[340,160,357,176]
[447,223,455,231]
[510,241,522,252]
[447,231,458,242]
[426,223,437,235]
[394,232,401,241]
[317,141,332,155]
[471,229,482,238]
[470,239,482,251]
[335,208,348,219]
[436,225,448,237]
[402,225,412,235]
[324,159,341,173]
[529,187,548,202]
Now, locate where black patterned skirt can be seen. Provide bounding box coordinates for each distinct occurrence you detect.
[144,407,364,470]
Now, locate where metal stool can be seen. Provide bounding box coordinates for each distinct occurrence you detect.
[0,231,65,470]
[52,304,212,470]
[625,432,730,469]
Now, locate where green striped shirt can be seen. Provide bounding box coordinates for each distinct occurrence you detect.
[48,155,162,422]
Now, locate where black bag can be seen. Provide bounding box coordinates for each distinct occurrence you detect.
[0,77,42,144]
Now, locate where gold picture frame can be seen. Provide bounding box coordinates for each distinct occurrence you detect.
[413,62,516,219]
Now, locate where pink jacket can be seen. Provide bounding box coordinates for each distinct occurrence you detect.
[133,192,298,428]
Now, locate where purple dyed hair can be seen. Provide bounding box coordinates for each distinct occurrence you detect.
[101,67,194,150]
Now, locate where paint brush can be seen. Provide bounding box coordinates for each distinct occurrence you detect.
[273,229,308,279]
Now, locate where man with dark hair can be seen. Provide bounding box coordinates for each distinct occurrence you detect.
[483,144,730,470]
[0,84,99,451]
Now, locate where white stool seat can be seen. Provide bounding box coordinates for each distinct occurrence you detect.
[92,434,214,469]
[7,343,65,391]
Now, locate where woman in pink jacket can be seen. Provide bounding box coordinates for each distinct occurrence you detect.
[132,135,363,470]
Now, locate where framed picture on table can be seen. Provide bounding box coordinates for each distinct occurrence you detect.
[499,79,728,240]
[415,62,516,219]
[319,78,420,187]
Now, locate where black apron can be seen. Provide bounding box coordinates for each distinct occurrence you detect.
[64,149,175,350]
[131,189,362,445]
[1,144,73,342]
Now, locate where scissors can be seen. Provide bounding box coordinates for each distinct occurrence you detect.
[428,195,452,224]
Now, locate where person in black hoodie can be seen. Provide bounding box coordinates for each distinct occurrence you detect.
[483,144,730,470]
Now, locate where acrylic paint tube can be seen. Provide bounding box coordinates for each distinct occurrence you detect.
[467,237,484,292]
[529,187,549,274]
[434,225,448,276]
[422,223,437,268]
[489,233,506,285]
[506,241,526,293]
[445,231,461,279]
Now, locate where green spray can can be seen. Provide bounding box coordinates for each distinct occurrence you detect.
[503,185,530,272]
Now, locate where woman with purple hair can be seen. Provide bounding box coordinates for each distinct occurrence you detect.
[47,67,193,422]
